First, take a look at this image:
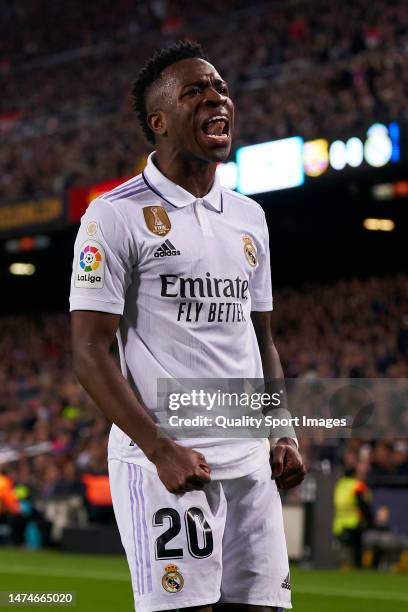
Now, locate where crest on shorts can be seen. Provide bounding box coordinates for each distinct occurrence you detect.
[242,234,257,267]
[143,205,171,236]
[161,564,184,593]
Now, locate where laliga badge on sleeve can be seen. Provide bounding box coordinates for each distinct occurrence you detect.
[143,205,171,236]
[161,564,184,593]
[75,241,105,289]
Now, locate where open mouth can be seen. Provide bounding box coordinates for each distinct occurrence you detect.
[201,115,230,145]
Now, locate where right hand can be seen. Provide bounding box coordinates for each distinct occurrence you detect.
[151,440,211,494]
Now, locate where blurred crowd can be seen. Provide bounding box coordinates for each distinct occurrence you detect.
[0,274,407,546]
[0,314,114,544]
[2,0,408,201]
[273,275,408,379]
[273,274,408,479]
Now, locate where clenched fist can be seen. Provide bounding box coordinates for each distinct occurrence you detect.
[151,439,211,494]
[271,438,306,489]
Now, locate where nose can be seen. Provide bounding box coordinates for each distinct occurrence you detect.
[204,87,227,105]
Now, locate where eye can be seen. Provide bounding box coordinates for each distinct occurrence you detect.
[186,86,203,96]
[218,84,229,95]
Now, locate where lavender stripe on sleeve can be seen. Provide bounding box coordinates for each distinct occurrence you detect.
[105,177,143,197]
[109,186,149,202]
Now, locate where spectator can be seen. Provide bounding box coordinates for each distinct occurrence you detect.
[0,469,20,515]
[81,438,114,524]
[333,455,373,567]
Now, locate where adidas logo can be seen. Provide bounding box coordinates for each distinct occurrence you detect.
[154,239,181,258]
[281,573,291,590]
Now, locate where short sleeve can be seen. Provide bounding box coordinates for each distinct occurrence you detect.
[69,197,136,315]
[249,214,273,311]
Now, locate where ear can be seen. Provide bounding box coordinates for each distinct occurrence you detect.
[147,110,167,139]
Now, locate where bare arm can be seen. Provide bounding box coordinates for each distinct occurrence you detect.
[251,310,306,488]
[251,310,285,380]
[71,310,211,492]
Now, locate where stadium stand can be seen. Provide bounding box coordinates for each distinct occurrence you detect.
[2,0,408,200]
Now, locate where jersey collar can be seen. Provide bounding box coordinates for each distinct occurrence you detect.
[142,152,223,213]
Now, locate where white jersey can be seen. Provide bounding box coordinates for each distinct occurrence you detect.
[70,153,273,478]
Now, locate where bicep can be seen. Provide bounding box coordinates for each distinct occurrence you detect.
[251,310,274,350]
[71,310,121,354]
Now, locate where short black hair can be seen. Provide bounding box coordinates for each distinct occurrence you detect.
[132,40,208,144]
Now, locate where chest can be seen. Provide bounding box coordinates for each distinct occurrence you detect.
[133,202,261,282]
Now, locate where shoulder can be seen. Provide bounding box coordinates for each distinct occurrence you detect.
[100,174,147,202]
[84,173,152,223]
[222,188,266,217]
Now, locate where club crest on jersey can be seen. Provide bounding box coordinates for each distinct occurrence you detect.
[242,234,257,267]
[75,240,105,289]
[143,205,171,236]
[161,564,184,593]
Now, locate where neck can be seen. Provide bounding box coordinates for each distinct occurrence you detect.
[154,150,217,198]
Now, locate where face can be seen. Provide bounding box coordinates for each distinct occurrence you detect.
[147,58,234,162]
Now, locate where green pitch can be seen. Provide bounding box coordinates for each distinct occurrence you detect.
[0,548,407,611]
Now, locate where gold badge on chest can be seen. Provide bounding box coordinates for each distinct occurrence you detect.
[143,205,171,236]
[243,234,257,266]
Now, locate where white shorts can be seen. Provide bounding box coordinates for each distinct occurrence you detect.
[108,459,291,612]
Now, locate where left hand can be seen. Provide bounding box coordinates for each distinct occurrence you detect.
[270,438,306,489]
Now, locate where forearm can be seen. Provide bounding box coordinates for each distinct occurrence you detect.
[258,340,298,446]
[73,344,171,461]
[258,337,287,410]
[258,339,285,382]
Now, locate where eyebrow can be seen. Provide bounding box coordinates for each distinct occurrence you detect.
[182,77,228,89]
